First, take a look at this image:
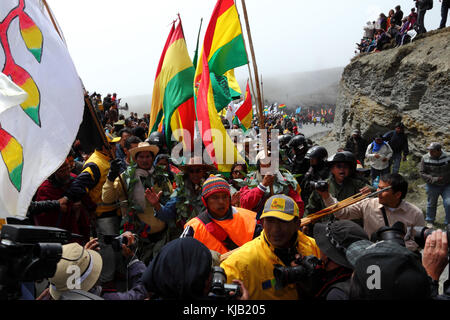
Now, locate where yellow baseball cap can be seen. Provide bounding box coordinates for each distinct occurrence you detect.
[260,195,299,221]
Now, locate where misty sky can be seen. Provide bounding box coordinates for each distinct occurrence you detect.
[47,0,444,98]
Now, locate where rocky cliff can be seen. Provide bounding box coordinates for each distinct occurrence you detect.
[332,27,450,160]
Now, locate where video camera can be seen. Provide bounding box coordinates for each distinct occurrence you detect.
[0,224,75,300]
[273,255,324,290]
[309,180,329,192]
[209,266,241,299]
[103,234,130,252]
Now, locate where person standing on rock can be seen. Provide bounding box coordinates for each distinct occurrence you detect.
[365,134,393,185]
[419,142,450,228]
[439,0,450,29]
[345,129,368,167]
[383,122,409,174]
[415,0,433,34]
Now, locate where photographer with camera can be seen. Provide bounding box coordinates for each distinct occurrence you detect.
[141,237,248,300]
[37,232,148,300]
[317,173,425,251]
[220,195,320,299]
[344,226,449,300]
[305,151,372,232]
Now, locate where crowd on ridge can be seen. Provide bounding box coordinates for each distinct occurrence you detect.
[355,0,449,54]
[14,89,450,301]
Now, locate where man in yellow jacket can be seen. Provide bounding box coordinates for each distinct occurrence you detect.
[220,194,320,300]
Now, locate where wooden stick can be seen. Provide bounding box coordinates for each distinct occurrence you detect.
[42,0,64,42]
[239,0,273,195]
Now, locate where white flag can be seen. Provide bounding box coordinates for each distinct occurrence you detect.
[0,0,84,217]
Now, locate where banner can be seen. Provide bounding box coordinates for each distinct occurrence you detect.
[0,0,84,217]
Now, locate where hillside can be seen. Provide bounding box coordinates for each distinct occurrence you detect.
[331,27,450,160]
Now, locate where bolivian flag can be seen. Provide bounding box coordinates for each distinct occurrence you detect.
[235,81,252,131]
[195,0,247,172]
[279,104,286,109]
[149,19,196,149]
[194,0,248,96]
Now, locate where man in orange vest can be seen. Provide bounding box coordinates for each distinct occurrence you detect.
[183,176,261,255]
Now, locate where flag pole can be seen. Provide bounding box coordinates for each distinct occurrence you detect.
[239,0,272,194]
[240,0,265,135]
[235,10,259,124]
[41,0,64,42]
[261,73,265,110]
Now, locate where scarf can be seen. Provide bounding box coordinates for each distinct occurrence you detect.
[371,141,386,153]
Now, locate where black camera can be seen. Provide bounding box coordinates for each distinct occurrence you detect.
[273,255,323,289]
[209,266,241,299]
[0,224,74,300]
[372,222,450,250]
[372,221,407,247]
[103,234,129,252]
[309,180,329,192]
[406,225,450,249]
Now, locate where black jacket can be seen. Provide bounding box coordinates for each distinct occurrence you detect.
[383,130,409,155]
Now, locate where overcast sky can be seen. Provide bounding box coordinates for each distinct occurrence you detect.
[47,0,444,98]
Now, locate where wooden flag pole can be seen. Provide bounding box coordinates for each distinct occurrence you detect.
[235,8,259,124]
[240,0,265,133]
[240,0,273,195]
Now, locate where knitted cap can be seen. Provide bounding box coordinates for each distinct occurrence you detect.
[201,175,230,200]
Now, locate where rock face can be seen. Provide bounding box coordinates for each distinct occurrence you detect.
[332,27,450,160]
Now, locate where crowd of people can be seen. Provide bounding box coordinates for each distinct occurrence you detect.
[20,92,450,301]
[355,0,449,54]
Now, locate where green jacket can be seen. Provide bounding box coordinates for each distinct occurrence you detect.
[305,175,371,217]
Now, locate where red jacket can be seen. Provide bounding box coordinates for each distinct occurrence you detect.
[239,184,305,219]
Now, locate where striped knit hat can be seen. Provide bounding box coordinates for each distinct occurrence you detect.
[201,175,231,200]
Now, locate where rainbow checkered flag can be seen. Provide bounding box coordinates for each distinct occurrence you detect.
[0,0,84,217]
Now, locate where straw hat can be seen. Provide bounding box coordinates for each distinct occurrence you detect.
[179,156,216,172]
[129,141,160,161]
[49,243,102,300]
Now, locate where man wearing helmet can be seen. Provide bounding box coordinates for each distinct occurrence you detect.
[286,134,310,177]
[147,131,168,156]
[304,151,373,230]
[300,146,330,204]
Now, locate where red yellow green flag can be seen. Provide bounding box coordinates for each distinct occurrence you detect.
[195,0,247,172]
[194,0,248,96]
[235,81,252,130]
[149,18,195,149]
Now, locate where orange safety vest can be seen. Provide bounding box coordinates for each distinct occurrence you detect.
[185,207,257,255]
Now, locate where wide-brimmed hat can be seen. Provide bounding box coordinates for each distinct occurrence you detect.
[49,243,102,300]
[129,141,159,161]
[345,240,430,299]
[179,156,216,172]
[260,195,299,222]
[313,220,368,269]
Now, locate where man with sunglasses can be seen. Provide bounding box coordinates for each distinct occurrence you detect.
[316,172,425,251]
